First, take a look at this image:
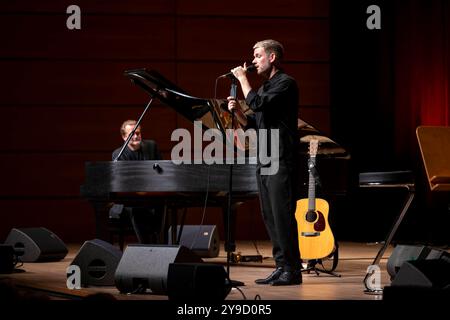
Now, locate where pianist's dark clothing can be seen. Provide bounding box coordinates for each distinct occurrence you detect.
[112,140,162,161]
[245,70,301,272]
[111,140,163,244]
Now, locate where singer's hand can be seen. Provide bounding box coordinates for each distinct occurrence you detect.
[231,62,248,80]
[227,96,248,127]
[230,62,252,99]
[227,96,238,112]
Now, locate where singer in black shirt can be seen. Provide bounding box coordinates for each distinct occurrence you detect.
[228,39,302,286]
[111,120,163,244]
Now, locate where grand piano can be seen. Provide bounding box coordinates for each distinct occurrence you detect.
[80,69,350,254]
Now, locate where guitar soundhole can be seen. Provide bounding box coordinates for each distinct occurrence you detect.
[314,211,326,232]
[306,210,317,222]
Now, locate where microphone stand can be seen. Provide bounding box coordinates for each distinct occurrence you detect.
[225,78,244,287]
[113,98,154,161]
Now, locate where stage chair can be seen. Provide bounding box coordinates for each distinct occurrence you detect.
[416,126,450,192]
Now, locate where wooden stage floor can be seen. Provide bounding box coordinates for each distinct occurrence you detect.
[1,241,397,301]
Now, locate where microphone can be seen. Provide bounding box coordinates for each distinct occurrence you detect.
[218,64,256,79]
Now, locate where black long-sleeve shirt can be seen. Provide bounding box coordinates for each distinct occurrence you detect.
[245,70,299,164]
[112,140,162,161]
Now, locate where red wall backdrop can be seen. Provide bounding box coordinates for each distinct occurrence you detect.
[0,0,330,243]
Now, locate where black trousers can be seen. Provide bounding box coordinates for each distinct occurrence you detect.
[256,163,301,271]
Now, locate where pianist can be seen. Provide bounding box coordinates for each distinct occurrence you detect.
[112,120,162,161]
[227,39,302,286]
[111,120,163,244]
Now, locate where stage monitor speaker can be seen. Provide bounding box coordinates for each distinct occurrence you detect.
[390,258,450,288]
[4,227,68,262]
[70,239,122,287]
[114,244,202,294]
[386,244,431,279]
[168,225,220,258]
[167,263,231,302]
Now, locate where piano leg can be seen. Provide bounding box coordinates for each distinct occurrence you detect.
[91,200,113,242]
[169,206,178,244]
[158,204,168,244]
[159,204,187,245]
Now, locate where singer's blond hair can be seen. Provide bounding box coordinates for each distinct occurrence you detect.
[253,39,284,62]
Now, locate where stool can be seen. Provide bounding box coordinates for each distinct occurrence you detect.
[359,171,415,294]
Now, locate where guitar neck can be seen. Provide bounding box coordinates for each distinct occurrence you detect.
[308,157,316,210]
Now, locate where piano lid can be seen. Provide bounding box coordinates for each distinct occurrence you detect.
[125,69,210,120]
[124,68,348,157]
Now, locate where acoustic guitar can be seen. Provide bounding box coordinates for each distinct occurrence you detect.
[295,139,335,260]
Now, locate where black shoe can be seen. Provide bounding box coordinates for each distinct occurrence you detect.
[270,270,302,286]
[255,267,284,285]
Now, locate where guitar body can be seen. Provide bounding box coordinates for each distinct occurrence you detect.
[295,198,335,260]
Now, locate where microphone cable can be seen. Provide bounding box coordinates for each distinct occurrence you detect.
[189,165,211,252]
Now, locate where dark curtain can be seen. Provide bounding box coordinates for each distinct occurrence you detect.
[330,0,450,243]
[389,0,450,244]
[394,0,450,165]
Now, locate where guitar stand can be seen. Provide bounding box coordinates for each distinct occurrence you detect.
[301,244,341,277]
[302,260,341,277]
